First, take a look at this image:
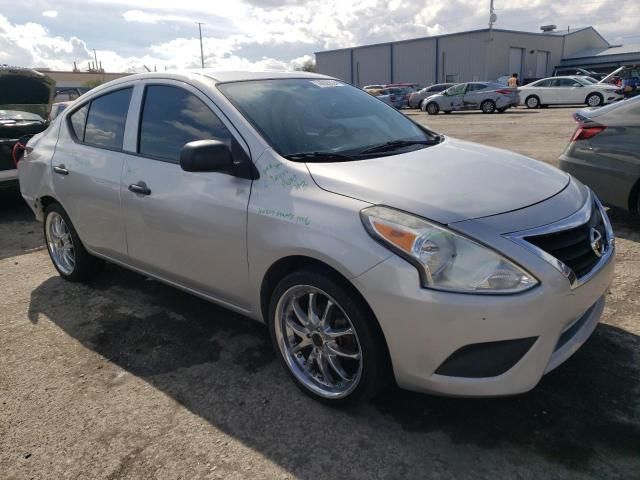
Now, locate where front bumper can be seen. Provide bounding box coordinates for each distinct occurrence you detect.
[352,197,615,397]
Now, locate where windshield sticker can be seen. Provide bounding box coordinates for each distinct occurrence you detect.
[310,80,345,88]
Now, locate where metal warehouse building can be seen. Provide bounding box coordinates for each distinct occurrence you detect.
[315,26,640,87]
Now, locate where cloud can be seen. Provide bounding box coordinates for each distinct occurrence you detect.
[122,10,195,24]
[0,1,638,75]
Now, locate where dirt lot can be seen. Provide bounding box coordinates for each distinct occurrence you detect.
[1,107,639,479]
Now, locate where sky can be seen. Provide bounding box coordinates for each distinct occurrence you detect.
[0,0,638,73]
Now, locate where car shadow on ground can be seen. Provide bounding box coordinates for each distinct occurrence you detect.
[0,186,45,260]
[26,263,640,477]
[608,208,640,242]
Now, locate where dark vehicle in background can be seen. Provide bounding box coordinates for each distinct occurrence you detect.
[421,82,519,114]
[553,67,607,81]
[408,83,454,109]
[0,66,54,188]
[375,86,415,108]
[559,96,640,215]
[600,66,640,96]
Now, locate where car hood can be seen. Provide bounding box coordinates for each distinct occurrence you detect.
[0,110,45,122]
[306,137,570,224]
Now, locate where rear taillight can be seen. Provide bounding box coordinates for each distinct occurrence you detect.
[495,89,513,95]
[571,125,606,141]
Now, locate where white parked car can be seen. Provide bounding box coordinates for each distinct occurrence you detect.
[520,76,624,108]
[19,71,615,405]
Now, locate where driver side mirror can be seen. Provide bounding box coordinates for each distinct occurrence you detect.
[180,140,233,173]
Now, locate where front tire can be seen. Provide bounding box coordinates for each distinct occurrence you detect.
[268,269,389,405]
[43,203,103,282]
[525,95,540,109]
[426,102,440,115]
[586,92,603,107]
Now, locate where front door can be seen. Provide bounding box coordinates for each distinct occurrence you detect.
[120,82,252,308]
[463,83,487,109]
[446,83,466,110]
[51,87,134,261]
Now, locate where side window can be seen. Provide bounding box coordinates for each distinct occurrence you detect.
[534,79,550,87]
[138,85,232,163]
[467,84,487,92]
[69,104,89,140]
[84,88,132,149]
[556,78,575,87]
[447,84,465,96]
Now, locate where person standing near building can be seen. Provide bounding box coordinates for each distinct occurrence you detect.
[508,73,519,87]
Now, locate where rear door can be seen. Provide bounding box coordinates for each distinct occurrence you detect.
[463,83,487,109]
[51,87,134,261]
[120,80,253,308]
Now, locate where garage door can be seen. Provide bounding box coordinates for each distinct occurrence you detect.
[509,47,523,77]
[536,51,549,78]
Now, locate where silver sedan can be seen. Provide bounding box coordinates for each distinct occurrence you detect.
[19,71,613,405]
[421,82,520,114]
[560,96,640,215]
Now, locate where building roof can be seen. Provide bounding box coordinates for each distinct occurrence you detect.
[315,26,604,55]
[564,44,640,60]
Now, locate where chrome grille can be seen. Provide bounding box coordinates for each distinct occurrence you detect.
[524,203,607,279]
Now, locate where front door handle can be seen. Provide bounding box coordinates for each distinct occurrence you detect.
[128,181,151,196]
[53,164,69,175]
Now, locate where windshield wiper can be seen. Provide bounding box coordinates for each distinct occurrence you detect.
[358,138,440,155]
[283,151,355,162]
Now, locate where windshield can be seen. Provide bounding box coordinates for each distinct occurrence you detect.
[218,78,436,159]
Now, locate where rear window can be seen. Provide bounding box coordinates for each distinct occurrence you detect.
[84,88,132,149]
[69,104,88,140]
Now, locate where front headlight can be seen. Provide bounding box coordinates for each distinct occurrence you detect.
[361,206,538,294]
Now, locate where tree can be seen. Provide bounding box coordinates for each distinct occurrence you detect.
[295,59,316,73]
[83,79,104,89]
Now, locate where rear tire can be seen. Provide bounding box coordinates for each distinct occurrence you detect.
[525,95,540,109]
[586,92,603,107]
[268,269,389,406]
[43,203,104,282]
[481,99,496,113]
[426,102,440,115]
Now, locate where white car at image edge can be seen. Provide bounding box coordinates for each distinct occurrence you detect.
[519,76,624,108]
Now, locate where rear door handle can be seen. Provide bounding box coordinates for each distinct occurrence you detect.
[53,164,69,175]
[128,182,151,196]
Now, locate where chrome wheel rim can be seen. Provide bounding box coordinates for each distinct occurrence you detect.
[427,104,437,114]
[588,95,601,106]
[45,212,75,275]
[527,97,538,108]
[482,101,495,112]
[275,285,363,399]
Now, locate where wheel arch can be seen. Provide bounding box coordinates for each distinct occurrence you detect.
[259,254,394,379]
[585,91,604,105]
[629,177,640,213]
[525,94,540,107]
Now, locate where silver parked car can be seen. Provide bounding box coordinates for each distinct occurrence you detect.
[408,83,454,109]
[19,71,614,405]
[559,96,640,215]
[421,82,520,114]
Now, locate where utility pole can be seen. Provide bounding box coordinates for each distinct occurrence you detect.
[196,22,205,68]
[484,0,497,81]
[93,49,99,71]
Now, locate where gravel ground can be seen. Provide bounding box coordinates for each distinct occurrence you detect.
[1,107,639,479]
